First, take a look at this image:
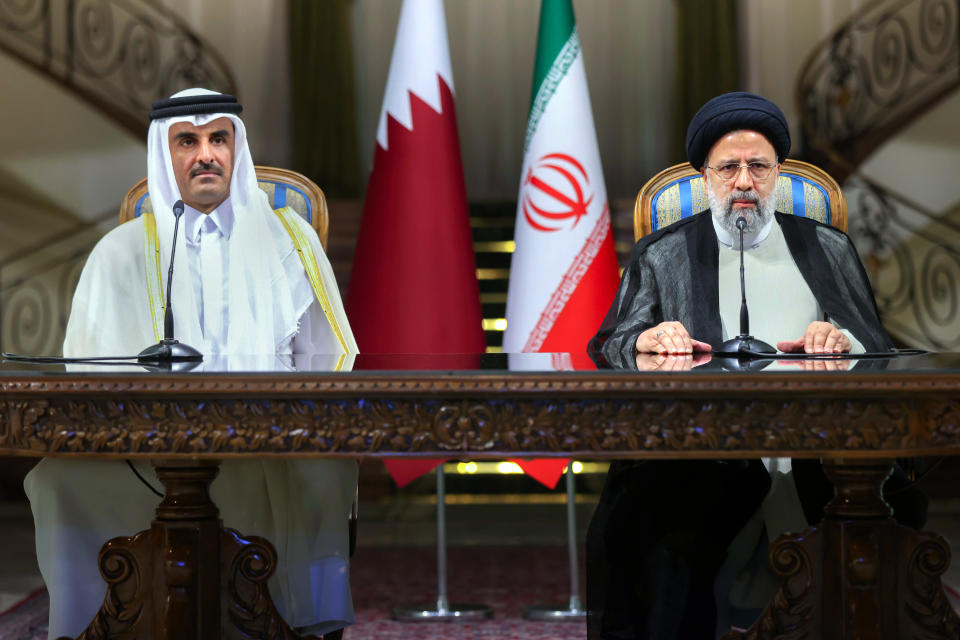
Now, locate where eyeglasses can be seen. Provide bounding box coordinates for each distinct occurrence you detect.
[707,162,777,182]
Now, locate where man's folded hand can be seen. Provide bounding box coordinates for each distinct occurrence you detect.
[635,321,713,355]
[777,321,851,354]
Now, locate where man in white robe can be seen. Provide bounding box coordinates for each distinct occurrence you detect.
[24,88,358,638]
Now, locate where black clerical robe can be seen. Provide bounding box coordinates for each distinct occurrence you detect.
[585,211,903,640]
[590,211,893,367]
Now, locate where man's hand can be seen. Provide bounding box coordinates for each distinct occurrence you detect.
[776,321,851,354]
[635,321,713,354]
[635,352,713,371]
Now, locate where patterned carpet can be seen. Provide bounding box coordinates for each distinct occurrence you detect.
[0,545,585,640]
[5,545,960,640]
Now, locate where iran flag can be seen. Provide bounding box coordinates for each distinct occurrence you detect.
[504,0,620,488]
[346,0,485,487]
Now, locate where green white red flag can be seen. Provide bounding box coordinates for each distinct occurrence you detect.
[504,0,620,489]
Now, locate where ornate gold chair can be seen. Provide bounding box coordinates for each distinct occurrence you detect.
[119,166,330,249]
[633,159,847,240]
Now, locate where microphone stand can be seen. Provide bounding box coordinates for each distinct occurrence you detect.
[138,200,203,365]
[715,216,776,359]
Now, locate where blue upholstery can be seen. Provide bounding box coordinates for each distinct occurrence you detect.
[649,172,831,233]
[133,179,313,223]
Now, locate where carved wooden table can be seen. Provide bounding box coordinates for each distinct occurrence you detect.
[2,353,960,639]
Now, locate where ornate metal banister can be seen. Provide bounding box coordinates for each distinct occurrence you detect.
[796,0,960,182]
[0,0,239,353]
[0,214,106,355]
[0,0,238,139]
[845,172,960,349]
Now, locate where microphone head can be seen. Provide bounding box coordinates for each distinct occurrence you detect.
[736,216,747,231]
[173,200,185,218]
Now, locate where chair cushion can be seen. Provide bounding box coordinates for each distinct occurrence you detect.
[134,180,313,223]
[650,173,830,233]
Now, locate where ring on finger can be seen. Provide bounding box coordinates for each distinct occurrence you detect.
[655,331,664,338]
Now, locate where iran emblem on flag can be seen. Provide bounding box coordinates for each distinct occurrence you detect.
[504,0,620,488]
[504,0,619,358]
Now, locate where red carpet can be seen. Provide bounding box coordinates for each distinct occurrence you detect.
[0,588,46,640]
[0,546,585,640]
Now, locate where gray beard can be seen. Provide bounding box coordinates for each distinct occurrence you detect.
[706,179,777,236]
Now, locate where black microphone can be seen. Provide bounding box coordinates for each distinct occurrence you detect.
[715,215,775,358]
[137,200,203,364]
[164,200,184,340]
[737,216,750,336]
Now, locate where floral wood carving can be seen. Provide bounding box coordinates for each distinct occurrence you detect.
[903,533,960,636]
[222,529,321,640]
[0,399,48,449]
[74,533,151,640]
[5,396,959,456]
[721,534,817,640]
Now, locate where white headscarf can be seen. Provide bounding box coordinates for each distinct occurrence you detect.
[147,88,315,354]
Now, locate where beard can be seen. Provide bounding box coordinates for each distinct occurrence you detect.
[706,177,776,237]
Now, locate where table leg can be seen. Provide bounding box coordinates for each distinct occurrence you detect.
[68,460,321,640]
[722,458,960,640]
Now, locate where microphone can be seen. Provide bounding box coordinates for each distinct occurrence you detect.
[137,200,203,364]
[737,217,749,336]
[715,215,776,358]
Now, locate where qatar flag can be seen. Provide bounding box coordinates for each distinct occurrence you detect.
[503,0,621,489]
[346,0,485,487]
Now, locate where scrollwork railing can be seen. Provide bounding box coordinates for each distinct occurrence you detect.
[0,215,109,355]
[845,173,960,349]
[797,0,960,182]
[0,0,237,138]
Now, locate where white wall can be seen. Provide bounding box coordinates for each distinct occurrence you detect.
[858,90,960,214]
[0,54,144,233]
[739,0,866,154]
[157,0,292,168]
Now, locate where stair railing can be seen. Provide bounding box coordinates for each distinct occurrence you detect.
[844,173,960,349]
[0,0,237,139]
[796,0,960,183]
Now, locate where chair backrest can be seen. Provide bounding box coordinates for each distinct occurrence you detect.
[633,158,847,241]
[118,165,330,249]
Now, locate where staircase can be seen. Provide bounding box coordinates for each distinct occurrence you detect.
[796,0,960,349]
[0,0,236,355]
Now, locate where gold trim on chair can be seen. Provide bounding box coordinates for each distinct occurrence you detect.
[633,159,848,241]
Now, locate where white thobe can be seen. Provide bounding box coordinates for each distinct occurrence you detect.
[184,201,232,353]
[25,205,356,638]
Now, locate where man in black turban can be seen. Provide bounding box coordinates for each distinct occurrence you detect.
[592,91,890,361]
[584,92,922,639]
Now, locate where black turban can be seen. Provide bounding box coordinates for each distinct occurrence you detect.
[685,92,790,170]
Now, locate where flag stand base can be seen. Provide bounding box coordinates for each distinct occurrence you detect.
[523,598,586,621]
[392,602,493,622]
[391,466,492,622]
[524,464,586,622]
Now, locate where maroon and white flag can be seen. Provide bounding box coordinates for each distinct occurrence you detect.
[346,0,485,487]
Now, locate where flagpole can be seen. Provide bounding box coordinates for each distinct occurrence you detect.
[524,463,585,620]
[392,465,492,621]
